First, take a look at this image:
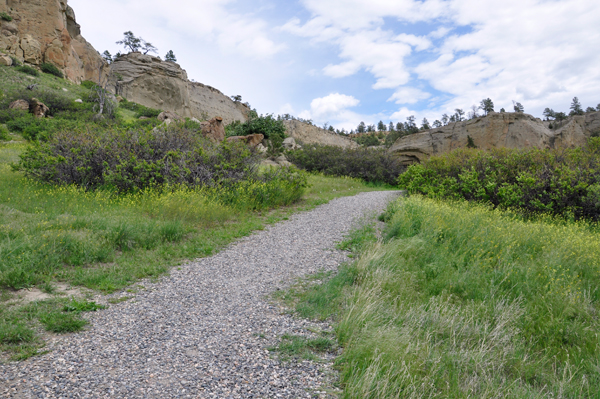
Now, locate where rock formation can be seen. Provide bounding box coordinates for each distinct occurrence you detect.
[389,111,600,164]
[109,53,250,125]
[282,120,358,149]
[199,117,226,142]
[0,0,105,82]
[226,133,264,147]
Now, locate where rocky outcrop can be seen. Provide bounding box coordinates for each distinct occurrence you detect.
[199,117,226,142]
[109,53,250,125]
[227,133,264,147]
[389,111,600,164]
[282,120,358,149]
[0,0,105,82]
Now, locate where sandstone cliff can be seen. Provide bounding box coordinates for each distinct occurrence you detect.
[0,0,105,82]
[109,53,249,125]
[282,120,358,149]
[389,111,600,164]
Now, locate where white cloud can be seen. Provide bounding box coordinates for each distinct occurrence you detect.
[388,87,431,104]
[306,93,360,120]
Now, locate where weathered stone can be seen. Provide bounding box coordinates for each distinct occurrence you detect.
[0,55,13,66]
[0,0,105,83]
[116,96,124,102]
[139,116,150,120]
[282,120,357,148]
[255,143,268,154]
[158,111,183,122]
[74,99,82,103]
[227,133,265,147]
[282,137,300,150]
[275,155,293,167]
[9,99,29,111]
[200,117,226,142]
[109,53,249,124]
[388,111,600,164]
[30,98,49,118]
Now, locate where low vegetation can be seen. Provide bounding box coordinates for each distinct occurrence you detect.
[225,112,286,152]
[287,144,404,185]
[399,140,600,221]
[287,196,600,397]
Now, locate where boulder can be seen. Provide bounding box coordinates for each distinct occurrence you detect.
[226,133,265,147]
[255,143,268,154]
[30,98,49,118]
[20,35,42,65]
[275,155,293,167]
[74,99,83,103]
[0,55,12,66]
[139,116,150,120]
[116,96,124,102]
[9,99,29,111]
[158,111,182,123]
[282,137,301,150]
[200,117,226,142]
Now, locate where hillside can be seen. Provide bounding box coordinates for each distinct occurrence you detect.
[389,110,600,164]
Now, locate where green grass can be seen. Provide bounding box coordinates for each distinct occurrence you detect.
[0,137,392,360]
[0,64,88,99]
[286,196,600,398]
[268,333,337,361]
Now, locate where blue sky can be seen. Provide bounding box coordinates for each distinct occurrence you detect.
[70,0,600,131]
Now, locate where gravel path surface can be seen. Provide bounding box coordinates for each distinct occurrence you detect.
[1,191,398,398]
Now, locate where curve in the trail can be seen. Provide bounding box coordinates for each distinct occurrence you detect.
[1,191,398,399]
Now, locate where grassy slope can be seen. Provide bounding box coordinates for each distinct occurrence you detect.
[286,197,600,398]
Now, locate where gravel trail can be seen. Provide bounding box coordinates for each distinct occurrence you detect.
[1,191,398,398]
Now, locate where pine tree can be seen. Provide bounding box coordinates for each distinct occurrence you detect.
[570,97,583,116]
[513,101,524,113]
[165,50,177,62]
[479,98,494,115]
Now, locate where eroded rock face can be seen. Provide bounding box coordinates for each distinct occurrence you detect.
[389,111,600,164]
[0,0,105,83]
[30,98,49,118]
[200,117,226,142]
[109,53,249,125]
[282,120,358,148]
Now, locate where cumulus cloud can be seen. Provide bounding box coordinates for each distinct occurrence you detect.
[389,87,431,105]
[304,93,360,120]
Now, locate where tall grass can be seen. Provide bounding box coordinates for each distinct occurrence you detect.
[296,196,600,398]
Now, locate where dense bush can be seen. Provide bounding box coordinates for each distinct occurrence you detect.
[286,144,404,185]
[17,65,39,77]
[0,125,10,141]
[1,88,74,116]
[0,108,28,124]
[14,126,265,192]
[225,113,286,151]
[119,99,161,118]
[40,63,63,78]
[354,134,380,147]
[0,12,13,21]
[80,80,96,89]
[398,139,600,221]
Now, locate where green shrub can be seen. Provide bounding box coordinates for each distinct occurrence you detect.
[0,108,28,124]
[225,113,286,151]
[119,99,161,118]
[17,65,39,77]
[398,138,600,221]
[9,56,21,67]
[15,125,262,192]
[6,115,35,133]
[0,12,12,21]
[40,63,63,78]
[287,144,404,185]
[80,80,96,89]
[354,134,380,147]
[0,125,10,141]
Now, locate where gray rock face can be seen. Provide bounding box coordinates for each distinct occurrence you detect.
[389,111,600,164]
[282,120,358,148]
[109,53,250,125]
